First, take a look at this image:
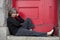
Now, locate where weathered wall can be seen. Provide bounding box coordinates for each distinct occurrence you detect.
[0,0,12,27]
[58,0,60,37]
[0,0,11,40]
[0,0,6,27]
[58,0,60,26]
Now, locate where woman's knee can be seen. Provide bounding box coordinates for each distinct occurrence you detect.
[26,18,31,21]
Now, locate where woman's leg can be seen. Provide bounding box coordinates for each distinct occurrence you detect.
[21,18,34,29]
[15,28,47,37]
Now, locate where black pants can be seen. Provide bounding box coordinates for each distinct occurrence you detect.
[15,18,47,37]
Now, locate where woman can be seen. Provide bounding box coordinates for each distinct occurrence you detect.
[7,8,54,36]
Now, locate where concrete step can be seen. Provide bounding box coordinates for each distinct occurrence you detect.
[7,36,59,40]
[0,27,9,40]
[0,27,59,40]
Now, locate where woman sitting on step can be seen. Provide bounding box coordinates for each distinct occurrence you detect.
[7,8,54,36]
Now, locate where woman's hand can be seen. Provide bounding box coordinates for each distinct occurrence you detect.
[20,23,23,25]
[16,14,19,16]
[29,29,33,31]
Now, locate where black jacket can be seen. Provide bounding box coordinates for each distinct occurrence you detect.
[7,16,24,35]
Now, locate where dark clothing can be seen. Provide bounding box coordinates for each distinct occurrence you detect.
[7,16,20,35]
[16,29,47,37]
[7,16,47,36]
[7,16,34,35]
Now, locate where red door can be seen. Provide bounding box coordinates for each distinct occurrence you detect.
[12,0,58,33]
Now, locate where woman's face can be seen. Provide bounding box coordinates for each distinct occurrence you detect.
[11,13,17,17]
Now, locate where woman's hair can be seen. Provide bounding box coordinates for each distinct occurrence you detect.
[8,8,18,17]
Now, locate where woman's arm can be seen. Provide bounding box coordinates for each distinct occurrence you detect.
[7,18,20,27]
[18,16,24,23]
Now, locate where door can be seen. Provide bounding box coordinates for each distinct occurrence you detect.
[12,0,58,33]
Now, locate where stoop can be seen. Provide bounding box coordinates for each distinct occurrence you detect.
[0,27,59,40]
